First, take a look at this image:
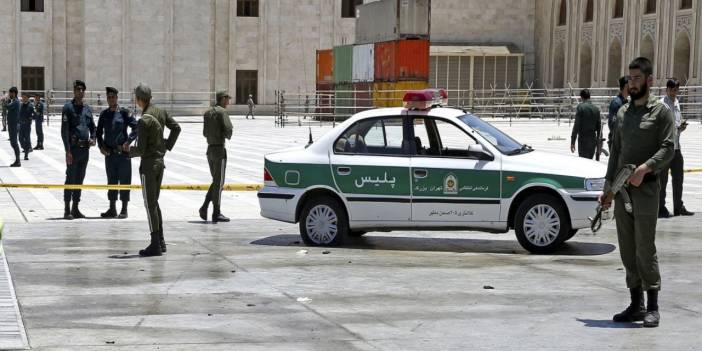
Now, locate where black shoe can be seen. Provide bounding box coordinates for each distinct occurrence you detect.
[100,208,117,218]
[158,231,166,253]
[33,145,43,150]
[118,209,128,219]
[9,161,20,167]
[658,207,671,218]
[23,154,28,161]
[71,203,86,219]
[212,213,230,223]
[643,310,660,327]
[199,206,208,221]
[63,211,74,220]
[613,288,646,322]
[139,233,163,257]
[674,207,694,216]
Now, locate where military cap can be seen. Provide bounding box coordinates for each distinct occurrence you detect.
[134,83,152,100]
[216,90,231,101]
[73,80,86,90]
[105,87,119,95]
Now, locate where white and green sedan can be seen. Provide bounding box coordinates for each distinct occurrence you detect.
[258,97,606,253]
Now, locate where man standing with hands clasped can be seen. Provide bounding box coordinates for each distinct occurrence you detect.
[599,57,675,328]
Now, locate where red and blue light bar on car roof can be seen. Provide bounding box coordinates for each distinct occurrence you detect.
[403,89,448,110]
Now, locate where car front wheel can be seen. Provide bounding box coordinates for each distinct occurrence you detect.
[514,194,571,254]
[299,196,348,246]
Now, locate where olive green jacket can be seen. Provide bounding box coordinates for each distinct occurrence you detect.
[203,105,233,146]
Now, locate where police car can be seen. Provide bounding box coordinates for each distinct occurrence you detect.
[258,90,606,254]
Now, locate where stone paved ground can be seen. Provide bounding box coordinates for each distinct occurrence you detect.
[0,114,700,350]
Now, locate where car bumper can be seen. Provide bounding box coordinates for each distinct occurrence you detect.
[257,187,304,223]
[562,189,601,230]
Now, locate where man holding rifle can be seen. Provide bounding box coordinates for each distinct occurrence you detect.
[599,57,675,328]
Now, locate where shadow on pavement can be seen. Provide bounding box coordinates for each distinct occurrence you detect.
[251,234,616,256]
[576,318,642,329]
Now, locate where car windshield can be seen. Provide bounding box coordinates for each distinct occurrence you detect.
[458,114,530,155]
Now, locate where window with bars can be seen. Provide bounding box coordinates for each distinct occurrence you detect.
[680,0,692,9]
[558,0,567,26]
[342,0,363,18]
[21,67,44,92]
[235,70,257,105]
[584,0,593,22]
[613,0,624,18]
[237,0,259,17]
[645,0,656,14]
[21,0,43,12]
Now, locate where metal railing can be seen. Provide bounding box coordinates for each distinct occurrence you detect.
[275,84,702,126]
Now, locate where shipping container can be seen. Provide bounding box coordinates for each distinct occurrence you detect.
[316,49,333,83]
[356,0,430,44]
[352,44,375,82]
[353,82,374,109]
[333,45,353,84]
[315,82,334,116]
[374,39,430,82]
[373,81,427,107]
[334,83,354,117]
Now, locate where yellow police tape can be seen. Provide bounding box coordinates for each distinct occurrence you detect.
[0,183,263,191]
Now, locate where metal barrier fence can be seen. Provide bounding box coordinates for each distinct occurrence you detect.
[275,84,702,126]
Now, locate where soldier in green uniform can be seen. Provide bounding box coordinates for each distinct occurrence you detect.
[600,57,675,328]
[570,89,601,159]
[199,90,233,222]
[127,84,181,257]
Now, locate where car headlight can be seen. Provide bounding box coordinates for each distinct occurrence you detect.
[585,178,605,191]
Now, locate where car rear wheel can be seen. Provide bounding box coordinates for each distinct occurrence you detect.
[514,194,570,254]
[299,196,348,246]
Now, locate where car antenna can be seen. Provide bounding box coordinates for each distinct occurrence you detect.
[307,127,313,145]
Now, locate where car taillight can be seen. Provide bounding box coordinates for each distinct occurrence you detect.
[264,168,273,182]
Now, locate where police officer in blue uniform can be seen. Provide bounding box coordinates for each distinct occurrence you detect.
[5,87,21,167]
[97,87,137,219]
[18,92,34,161]
[61,80,96,220]
[33,94,45,150]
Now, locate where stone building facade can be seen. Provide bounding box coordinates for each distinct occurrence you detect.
[536,0,702,89]
[0,0,540,104]
[7,1,695,105]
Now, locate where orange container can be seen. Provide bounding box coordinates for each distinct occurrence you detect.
[374,39,429,82]
[316,49,334,83]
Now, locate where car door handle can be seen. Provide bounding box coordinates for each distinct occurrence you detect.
[337,167,351,176]
[413,169,428,179]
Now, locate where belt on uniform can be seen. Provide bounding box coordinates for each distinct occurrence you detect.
[208,144,224,147]
[73,140,91,148]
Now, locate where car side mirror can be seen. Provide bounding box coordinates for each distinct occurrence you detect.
[468,144,493,160]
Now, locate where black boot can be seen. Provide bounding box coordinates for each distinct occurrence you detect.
[613,287,646,322]
[139,232,162,257]
[212,211,230,223]
[23,152,28,161]
[158,230,167,253]
[9,159,21,167]
[199,197,210,221]
[34,143,43,150]
[674,207,694,216]
[101,201,118,218]
[63,201,73,220]
[71,201,86,219]
[118,201,128,219]
[643,290,660,328]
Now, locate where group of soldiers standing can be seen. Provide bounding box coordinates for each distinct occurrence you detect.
[1,88,45,167]
[4,80,235,257]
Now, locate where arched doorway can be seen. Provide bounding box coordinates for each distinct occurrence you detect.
[607,40,622,87]
[673,32,691,83]
[553,43,565,88]
[579,44,592,88]
[640,35,655,69]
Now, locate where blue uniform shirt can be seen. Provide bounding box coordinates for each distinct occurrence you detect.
[61,99,96,153]
[34,101,44,121]
[6,98,19,125]
[97,107,138,151]
[19,101,34,125]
